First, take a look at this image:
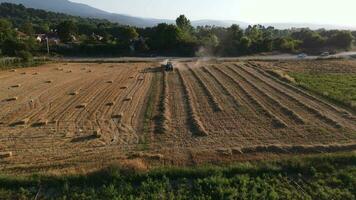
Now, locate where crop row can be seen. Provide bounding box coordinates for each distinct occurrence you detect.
[240,64,343,129]
[187,67,223,112]
[248,62,352,118]
[213,66,288,128]
[230,65,305,125]
[177,69,208,136]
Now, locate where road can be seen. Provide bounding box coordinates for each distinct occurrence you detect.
[2,52,356,63]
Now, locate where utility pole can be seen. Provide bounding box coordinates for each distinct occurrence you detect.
[46,37,50,55]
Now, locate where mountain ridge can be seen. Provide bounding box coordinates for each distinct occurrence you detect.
[1,0,355,29]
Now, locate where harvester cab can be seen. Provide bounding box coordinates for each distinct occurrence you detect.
[162,61,174,71]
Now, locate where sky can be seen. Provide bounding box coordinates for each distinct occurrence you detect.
[70,0,356,26]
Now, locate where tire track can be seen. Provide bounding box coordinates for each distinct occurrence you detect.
[166,69,192,141]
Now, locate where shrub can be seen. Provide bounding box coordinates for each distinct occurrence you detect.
[17,50,33,63]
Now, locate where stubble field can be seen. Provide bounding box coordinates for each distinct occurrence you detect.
[0,60,355,175]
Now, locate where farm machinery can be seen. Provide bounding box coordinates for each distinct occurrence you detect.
[161,61,174,71]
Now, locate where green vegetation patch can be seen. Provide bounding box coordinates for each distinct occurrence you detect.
[0,153,355,199]
[138,71,160,150]
[0,58,47,70]
[290,72,356,111]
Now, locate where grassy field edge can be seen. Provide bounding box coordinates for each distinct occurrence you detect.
[0,152,355,199]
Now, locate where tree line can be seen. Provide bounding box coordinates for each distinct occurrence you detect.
[0,3,355,59]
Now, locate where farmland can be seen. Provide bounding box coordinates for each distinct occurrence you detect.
[0,60,355,175]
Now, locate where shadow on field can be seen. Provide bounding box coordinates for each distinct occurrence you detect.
[71,135,97,143]
[143,66,162,74]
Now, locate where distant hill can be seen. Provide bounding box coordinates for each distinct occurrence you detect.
[0,0,171,27]
[0,0,248,27]
[1,0,355,29]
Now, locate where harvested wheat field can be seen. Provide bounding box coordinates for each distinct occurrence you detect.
[0,61,355,175]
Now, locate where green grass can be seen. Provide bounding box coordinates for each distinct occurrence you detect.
[138,71,160,151]
[290,72,356,111]
[0,152,355,199]
[0,58,48,70]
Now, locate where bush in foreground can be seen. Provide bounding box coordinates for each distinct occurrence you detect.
[0,152,355,199]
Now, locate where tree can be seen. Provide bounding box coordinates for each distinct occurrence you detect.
[148,23,181,52]
[274,37,300,52]
[18,50,33,62]
[219,24,244,55]
[0,19,18,56]
[57,21,78,42]
[239,36,252,54]
[0,18,12,32]
[37,23,50,33]
[197,33,219,56]
[2,38,24,56]
[326,31,354,50]
[245,25,263,42]
[175,15,195,44]
[291,29,325,50]
[0,19,15,43]
[176,15,192,32]
[20,21,34,35]
[77,23,97,35]
[245,25,265,52]
[121,27,139,41]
